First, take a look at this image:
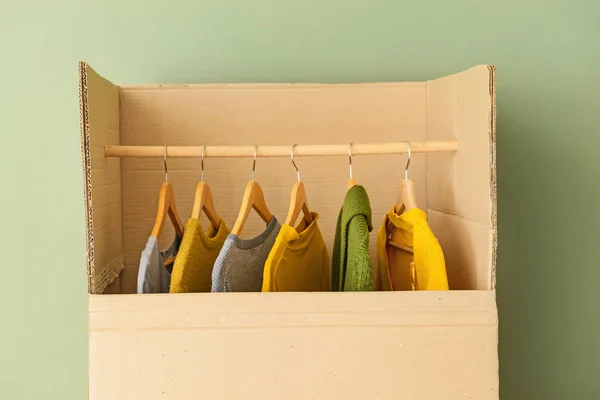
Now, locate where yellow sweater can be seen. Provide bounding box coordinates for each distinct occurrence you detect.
[170,218,230,293]
[376,207,449,291]
[262,212,330,292]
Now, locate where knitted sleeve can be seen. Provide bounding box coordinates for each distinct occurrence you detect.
[212,240,235,292]
[330,208,344,291]
[344,217,375,291]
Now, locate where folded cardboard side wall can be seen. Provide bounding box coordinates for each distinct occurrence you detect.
[79,63,123,293]
[79,62,496,294]
[427,66,497,290]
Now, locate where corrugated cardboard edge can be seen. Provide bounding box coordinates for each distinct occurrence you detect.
[79,61,124,294]
[79,61,95,293]
[488,65,497,290]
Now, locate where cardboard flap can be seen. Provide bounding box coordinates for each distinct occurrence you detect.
[89,291,498,330]
[426,65,496,289]
[79,62,124,294]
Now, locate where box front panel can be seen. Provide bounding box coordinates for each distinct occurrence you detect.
[89,292,498,400]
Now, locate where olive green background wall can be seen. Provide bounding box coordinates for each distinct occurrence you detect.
[1,1,598,398]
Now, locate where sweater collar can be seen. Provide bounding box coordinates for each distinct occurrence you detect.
[280,212,321,250]
[342,185,373,232]
[386,207,428,236]
[228,216,279,250]
[187,218,230,250]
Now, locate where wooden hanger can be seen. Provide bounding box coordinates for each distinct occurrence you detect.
[387,143,417,257]
[190,146,221,229]
[151,182,185,240]
[348,142,356,189]
[396,179,418,211]
[151,147,185,240]
[231,146,273,235]
[285,145,314,226]
[191,183,221,228]
[395,141,418,212]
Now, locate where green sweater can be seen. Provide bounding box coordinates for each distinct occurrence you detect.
[331,185,374,291]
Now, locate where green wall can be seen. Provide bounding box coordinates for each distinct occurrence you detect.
[1,1,598,398]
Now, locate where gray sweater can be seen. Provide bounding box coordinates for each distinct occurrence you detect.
[137,234,182,294]
[211,217,281,292]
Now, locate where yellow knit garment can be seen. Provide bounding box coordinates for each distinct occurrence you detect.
[262,212,330,292]
[170,218,230,293]
[376,207,449,291]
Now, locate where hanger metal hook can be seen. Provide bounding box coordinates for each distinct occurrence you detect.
[200,145,206,183]
[252,144,257,181]
[404,141,411,180]
[163,145,169,182]
[348,143,353,180]
[290,144,300,182]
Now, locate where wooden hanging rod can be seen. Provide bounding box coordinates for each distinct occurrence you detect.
[104,140,458,158]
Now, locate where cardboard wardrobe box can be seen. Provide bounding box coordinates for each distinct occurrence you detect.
[80,61,498,399]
